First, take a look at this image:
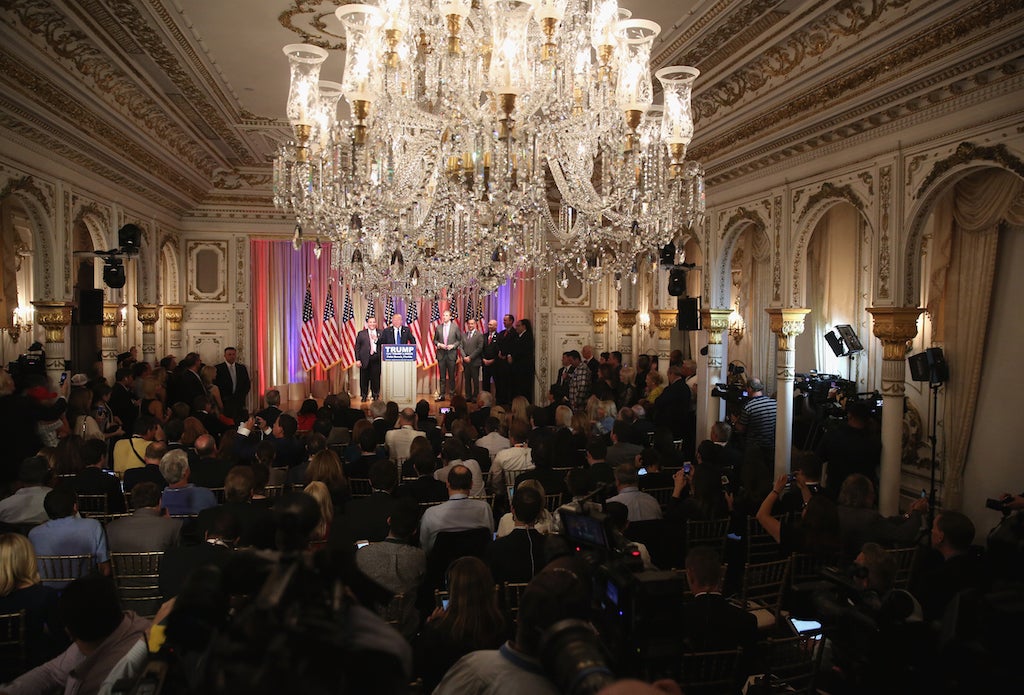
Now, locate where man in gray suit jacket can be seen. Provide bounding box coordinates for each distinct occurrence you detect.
[433,310,463,401]
[461,317,485,399]
[105,481,182,552]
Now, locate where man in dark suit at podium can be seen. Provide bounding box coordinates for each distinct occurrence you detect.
[214,347,250,421]
[378,313,415,347]
[355,317,381,402]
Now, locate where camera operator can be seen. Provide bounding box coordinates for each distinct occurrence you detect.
[816,400,881,498]
[912,510,985,623]
[731,377,776,466]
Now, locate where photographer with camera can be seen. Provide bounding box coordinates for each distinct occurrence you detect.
[816,400,881,498]
[732,377,776,466]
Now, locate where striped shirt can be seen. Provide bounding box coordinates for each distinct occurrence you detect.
[739,395,777,449]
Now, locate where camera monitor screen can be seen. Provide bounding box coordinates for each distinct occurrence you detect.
[560,509,609,549]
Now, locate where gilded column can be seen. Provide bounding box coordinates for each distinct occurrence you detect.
[32,302,72,389]
[616,309,637,359]
[101,303,124,382]
[135,304,160,365]
[867,307,923,516]
[700,308,732,443]
[591,310,609,353]
[767,308,811,480]
[652,309,677,360]
[163,305,184,357]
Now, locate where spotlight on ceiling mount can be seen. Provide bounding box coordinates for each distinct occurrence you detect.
[102,258,125,289]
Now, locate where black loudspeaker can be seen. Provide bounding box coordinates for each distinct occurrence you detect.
[79,289,103,325]
[677,296,701,331]
[824,331,845,357]
[667,268,687,296]
[908,347,949,384]
[659,242,676,267]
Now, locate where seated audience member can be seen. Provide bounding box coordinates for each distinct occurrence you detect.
[476,416,510,464]
[771,450,825,516]
[757,474,841,560]
[269,414,305,470]
[666,464,728,523]
[0,575,149,695]
[369,399,391,444]
[304,481,334,545]
[28,488,110,583]
[112,415,163,477]
[346,427,388,480]
[433,439,485,498]
[105,482,182,553]
[604,501,656,570]
[255,389,283,429]
[303,449,350,510]
[515,440,567,497]
[434,559,594,695]
[486,485,548,585]
[606,464,662,521]
[386,408,422,463]
[332,391,365,430]
[195,466,275,549]
[340,459,399,544]
[419,466,495,554]
[606,421,643,468]
[636,448,673,490]
[0,457,53,526]
[415,400,444,454]
[0,534,68,674]
[296,398,318,432]
[451,420,492,475]
[355,499,426,638]
[556,469,602,519]
[489,420,534,492]
[710,420,744,471]
[397,451,447,504]
[187,433,233,489]
[414,557,506,692]
[836,474,927,564]
[159,449,218,516]
[680,545,758,677]
[164,418,201,470]
[123,441,169,493]
[913,510,985,623]
[249,462,274,510]
[159,507,240,600]
[70,439,126,514]
[583,438,614,489]
[496,480,558,537]
[285,432,328,488]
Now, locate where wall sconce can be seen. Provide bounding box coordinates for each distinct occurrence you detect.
[6,306,32,343]
[728,306,745,344]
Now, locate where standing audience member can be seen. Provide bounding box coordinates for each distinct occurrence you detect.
[213,346,251,421]
[818,400,882,497]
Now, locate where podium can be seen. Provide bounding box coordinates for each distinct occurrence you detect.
[381,345,417,409]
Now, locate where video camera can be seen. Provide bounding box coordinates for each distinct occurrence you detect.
[986,495,1016,514]
[711,382,750,405]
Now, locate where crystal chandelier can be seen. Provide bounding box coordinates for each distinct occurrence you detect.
[272,0,704,296]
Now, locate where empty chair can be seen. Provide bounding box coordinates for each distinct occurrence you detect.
[760,632,825,695]
[110,552,164,618]
[885,545,920,590]
[686,517,732,560]
[349,478,373,497]
[264,484,286,499]
[0,610,26,682]
[645,486,674,508]
[208,487,227,504]
[502,581,529,619]
[543,493,563,512]
[676,648,744,695]
[36,554,95,589]
[736,557,791,631]
[746,514,785,564]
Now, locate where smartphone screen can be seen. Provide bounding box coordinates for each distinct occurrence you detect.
[683,463,692,474]
[638,467,647,476]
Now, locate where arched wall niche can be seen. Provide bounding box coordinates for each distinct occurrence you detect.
[714,207,769,309]
[902,141,1024,307]
[159,236,180,306]
[0,175,56,301]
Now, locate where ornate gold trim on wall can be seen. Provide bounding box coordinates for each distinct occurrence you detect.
[653,310,678,340]
[867,307,924,361]
[163,305,184,332]
[187,240,228,303]
[32,302,72,343]
[591,310,609,334]
[135,304,160,334]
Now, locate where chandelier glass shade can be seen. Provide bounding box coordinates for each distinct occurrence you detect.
[273,0,704,296]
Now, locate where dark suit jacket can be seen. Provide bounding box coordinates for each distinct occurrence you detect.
[654,378,691,438]
[123,464,167,493]
[194,410,228,440]
[255,405,282,428]
[214,362,250,402]
[189,456,234,489]
[469,406,491,433]
[485,528,547,584]
[270,436,306,469]
[461,328,484,364]
[397,476,447,504]
[340,491,398,543]
[378,325,415,346]
[178,369,207,411]
[516,466,567,497]
[679,593,758,666]
[159,543,233,600]
[109,382,138,432]
[71,467,127,513]
[333,407,366,430]
[355,328,381,368]
[195,501,276,549]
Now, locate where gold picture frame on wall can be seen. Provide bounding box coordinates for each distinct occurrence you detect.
[186,240,227,302]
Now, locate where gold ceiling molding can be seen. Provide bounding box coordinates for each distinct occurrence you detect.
[651,0,744,66]
[4,0,221,178]
[660,1,786,72]
[695,0,916,122]
[916,141,1024,199]
[110,0,261,167]
[279,0,348,51]
[0,175,52,217]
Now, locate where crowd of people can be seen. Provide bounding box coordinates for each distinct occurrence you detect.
[0,343,1019,694]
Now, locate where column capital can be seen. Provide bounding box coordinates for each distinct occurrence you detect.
[102,303,124,339]
[867,307,924,361]
[766,307,811,351]
[163,305,184,332]
[702,308,733,345]
[31,301,72,344]
[616,309,638,336]
[135,304,160,334]
[652,309,677,340]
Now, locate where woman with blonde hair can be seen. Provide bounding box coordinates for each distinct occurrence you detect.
[645,369,665,402]
[139,375,167,423]
[0,534,67,672]
[201,364,226,414]
[509,396,529,427]
[303,481,334,545]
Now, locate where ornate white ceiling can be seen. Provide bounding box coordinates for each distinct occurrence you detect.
[0,0,1021,219]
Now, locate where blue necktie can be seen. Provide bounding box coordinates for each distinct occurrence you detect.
[396,327,401,344]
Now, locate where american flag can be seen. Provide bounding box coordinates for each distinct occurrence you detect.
[365,297,375,322]
[449,291,461,329]
[383,295,395,326]
[466,293,476,324]
[299,281,319,371]
[339,288,357,370]
[408,299,424,368]
[319,285,345,369]
[420,298,439,369]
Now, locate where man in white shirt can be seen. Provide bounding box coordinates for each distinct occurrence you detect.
[606,464,662,522]
[433,439,486,497]
[476,416,510,463]
[385,408,422,462]
[419,465,494,554]
[489,420,534,492]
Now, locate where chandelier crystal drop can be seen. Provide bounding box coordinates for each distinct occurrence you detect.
[273,0,704,296]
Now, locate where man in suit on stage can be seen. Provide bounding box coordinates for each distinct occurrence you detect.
[433,310,463,402]
[461,317,484,400]
[481,319,500,398]
[494,313,515,406]
[355,317,381,402]
[214,346,250,421]
[379,313,415,347]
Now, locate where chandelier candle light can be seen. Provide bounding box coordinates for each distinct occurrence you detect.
[273,0,704,296]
